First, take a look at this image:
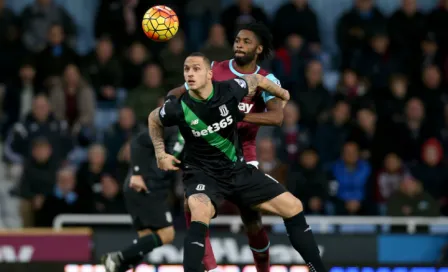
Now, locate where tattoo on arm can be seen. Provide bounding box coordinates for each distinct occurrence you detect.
[242,74,290,101]
[148,107,167,161]
[192,193,211,206]
[242,74,261,96]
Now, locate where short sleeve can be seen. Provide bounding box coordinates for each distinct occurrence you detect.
[227,78,249,101]
[159,96,180,127]
[261,74,281,103]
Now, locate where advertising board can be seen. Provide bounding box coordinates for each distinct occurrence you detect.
[93,230,377,264]
[0,228,91,262]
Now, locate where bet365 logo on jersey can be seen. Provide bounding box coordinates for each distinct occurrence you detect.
[191,116,233,137]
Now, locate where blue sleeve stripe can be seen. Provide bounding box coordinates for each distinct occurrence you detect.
[262,73,280,103]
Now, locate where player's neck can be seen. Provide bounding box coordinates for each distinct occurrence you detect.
[232,60,258,74]
[189,82,214,101]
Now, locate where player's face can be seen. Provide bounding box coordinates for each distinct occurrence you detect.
[184,56,212,91]
[233,30,262,66]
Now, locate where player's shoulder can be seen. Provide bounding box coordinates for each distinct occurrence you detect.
[211,60,229,71]
[257,69,281,86]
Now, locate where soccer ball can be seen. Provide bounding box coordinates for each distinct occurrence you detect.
[142,5,179,42]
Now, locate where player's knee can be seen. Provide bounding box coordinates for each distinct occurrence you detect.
[137,229,153,238]
[157,226,175,245]
[244,220,263,235]
[241,213,263,234]
[188,193,215,223]
[286,194,303,217]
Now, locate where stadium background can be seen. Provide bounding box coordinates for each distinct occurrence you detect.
[0,0,448,270]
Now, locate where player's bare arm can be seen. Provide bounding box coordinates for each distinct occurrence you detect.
[242,74,290,101]
[167,85,187,98]
[148,108,180,171]
[243,97,284,126]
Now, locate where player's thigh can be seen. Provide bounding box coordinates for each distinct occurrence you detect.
[124,190,173,231]
[183,171,220,221]
[235,166,289,212]
[256,191,303,218]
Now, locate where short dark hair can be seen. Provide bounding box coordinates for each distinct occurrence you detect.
[237,22,274,61]
[187,52,211,68]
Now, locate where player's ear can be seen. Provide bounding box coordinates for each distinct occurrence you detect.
[256,45,263,55]
[207,69,213,80]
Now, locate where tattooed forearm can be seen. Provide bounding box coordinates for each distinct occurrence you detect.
[242,74,290,101]
[242,74,261,96]
[148,108,167,160]
[191,193,211,206]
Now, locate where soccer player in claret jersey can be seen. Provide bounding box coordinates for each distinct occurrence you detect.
[167,22,284,272]
[149,52,326,272]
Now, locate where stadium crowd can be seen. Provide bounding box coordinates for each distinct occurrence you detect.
[0,0,447,228]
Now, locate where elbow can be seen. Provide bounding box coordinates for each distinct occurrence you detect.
[273,111,284,127]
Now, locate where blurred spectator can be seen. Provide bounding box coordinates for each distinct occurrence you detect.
[287,148,331,215]
[115,140,131,183]
[83,36,123,103]
[331,142,371,215]
[220,0,269,44]
[159,33,189,89]
[122,42,151,90]
[354,31,402,91]
[49,64,96,134]
[292,60,331,129]
[439,104,448,158]
[94,174,126,214]
[35,24,79,90]
[200,24,233,62]
[272,102,311,164]
[76,144,109,197]
[3,95,72,165]
[387,176,439,217]
[2,62,37,138]
[272,0,320,49]
[392,98,437,163]
[95,0,140,52]
[375,153,406,211]
[0,0,17,47]
[20,0,76,53]
[376,74,409,123]
[185,0,221,51]
[388,0,426,58]
[315,101,352,168]
[426,0,448,50]
[411,32,444,80]
[336,0,386,68]
[126,63,166,122]
[103,107,140,166]
[419,65,445,129]
[272,34,310,89]
[335,68,370,109]
[257,138,287,185]
[13,138,58,226]
[410,138,448,215]
[348,108,389,168]
[0,0,20,84]
[35,167,92,227]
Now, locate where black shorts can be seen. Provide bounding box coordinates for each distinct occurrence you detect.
[123,187,173,231]
[183,165,286,217]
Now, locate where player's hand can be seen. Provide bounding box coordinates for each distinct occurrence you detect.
[129,175,148,193]
[157,153,181,171]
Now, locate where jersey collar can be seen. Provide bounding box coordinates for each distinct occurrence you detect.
[229,59,260,77]
[188,87,214,102]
